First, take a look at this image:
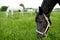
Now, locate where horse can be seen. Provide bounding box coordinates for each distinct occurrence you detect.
[35,0,60,37]
[6,6,24,16]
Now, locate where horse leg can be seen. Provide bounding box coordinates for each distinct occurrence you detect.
[11,9,14,16]
[6,8,9,17]
[20,10,24,16]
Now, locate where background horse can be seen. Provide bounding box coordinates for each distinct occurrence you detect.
[36,0,60,37]
[6,6,24,16]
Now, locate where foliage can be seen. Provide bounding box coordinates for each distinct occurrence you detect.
[19,3,25,12]
[0,6,8,11]
[19,3,25,9]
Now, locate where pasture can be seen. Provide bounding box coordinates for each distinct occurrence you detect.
[0,11,60,40]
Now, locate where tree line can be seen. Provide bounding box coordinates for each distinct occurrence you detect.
[0,3,25,11]
[0,3,37,12]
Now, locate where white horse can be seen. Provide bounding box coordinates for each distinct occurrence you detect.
[6,6,24,16]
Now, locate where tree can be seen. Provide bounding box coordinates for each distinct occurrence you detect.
[1,6,8,11]
[19,3,25,11]
[20,3,24,8]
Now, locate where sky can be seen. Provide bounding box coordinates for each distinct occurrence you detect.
[0,0,60,8]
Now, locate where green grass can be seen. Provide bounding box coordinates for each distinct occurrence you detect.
[0,11,60,40]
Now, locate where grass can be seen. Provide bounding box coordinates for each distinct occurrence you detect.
[0,11,60,40]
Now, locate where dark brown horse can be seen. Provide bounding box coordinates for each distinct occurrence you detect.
[35,0,60,37]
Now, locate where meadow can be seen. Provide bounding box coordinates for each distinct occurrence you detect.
[0,11,60,40]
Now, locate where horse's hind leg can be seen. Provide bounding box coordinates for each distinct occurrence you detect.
[11,9,14,16]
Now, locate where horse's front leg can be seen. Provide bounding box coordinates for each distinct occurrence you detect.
[11,9,14,16]
[20,10,24,16]
[6,8,9,17]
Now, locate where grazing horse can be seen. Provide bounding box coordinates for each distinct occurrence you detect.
[35,0,60,37]
[6,6,24,16]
